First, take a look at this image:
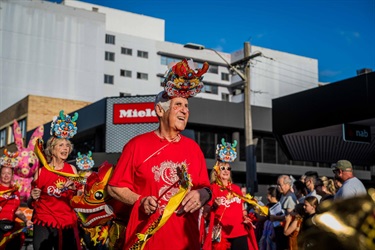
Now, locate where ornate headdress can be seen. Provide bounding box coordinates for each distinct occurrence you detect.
[216,138,238,163]
[162,59,209,98]
[0,149,19,168]
[76,151,95,171]
[50,110,79,139]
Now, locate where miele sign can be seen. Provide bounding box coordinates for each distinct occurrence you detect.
[113,103,158,124]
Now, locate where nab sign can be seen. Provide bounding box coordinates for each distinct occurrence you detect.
[113,103,158,124]
[342,123,371,144]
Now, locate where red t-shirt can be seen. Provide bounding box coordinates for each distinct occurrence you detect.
[109,131,210,250]
[32,162,77,228]
[210,183,248,238]
[0,185,20,221]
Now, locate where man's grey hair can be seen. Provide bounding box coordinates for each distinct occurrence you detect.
[154,91,171,112]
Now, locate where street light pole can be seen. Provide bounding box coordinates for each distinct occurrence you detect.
[184,42,261,194]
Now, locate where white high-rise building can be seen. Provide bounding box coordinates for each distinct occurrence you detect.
[0,0,318,113]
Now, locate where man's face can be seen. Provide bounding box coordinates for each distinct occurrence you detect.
[164,97,189,132]
[277,178,289,195]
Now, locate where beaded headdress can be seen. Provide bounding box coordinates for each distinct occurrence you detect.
[76,151,95,171]
[162,59,209,98]
[0,149,19,168]
[216,138,238,163]
[50,110,79,139]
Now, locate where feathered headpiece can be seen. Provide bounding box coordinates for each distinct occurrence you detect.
[50,110,79,139]
[216,138,237,163]
[162,59,209,98]
[0,149,19,168]
[76,151,95,171]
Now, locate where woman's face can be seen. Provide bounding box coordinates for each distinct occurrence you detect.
[304,200,316,215]
[52,139,71,161]
[0,167,13,185]
[218,162,231,181]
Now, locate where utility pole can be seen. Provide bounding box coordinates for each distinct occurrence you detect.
[184,42,261,194]
[244,41,257,195]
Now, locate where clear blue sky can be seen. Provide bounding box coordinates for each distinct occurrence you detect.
[54,0,374,83]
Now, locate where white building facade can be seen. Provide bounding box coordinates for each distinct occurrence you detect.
[0,0,318,113]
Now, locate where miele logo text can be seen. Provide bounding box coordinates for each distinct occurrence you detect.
[113,103,158,124]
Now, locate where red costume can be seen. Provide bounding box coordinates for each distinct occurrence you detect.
[0,185,20,221]
[109,131,210,250]
[32,162,77,228]
[203,183,258,250]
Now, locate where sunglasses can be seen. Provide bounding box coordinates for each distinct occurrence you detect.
[220,166,231,171]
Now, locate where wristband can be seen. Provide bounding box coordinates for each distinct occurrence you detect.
[203,187,212,205]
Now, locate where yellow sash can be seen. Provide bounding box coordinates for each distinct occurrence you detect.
[216,178,269,216]
[130,164,192,250]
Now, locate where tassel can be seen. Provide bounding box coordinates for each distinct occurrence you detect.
[212,237,231,250]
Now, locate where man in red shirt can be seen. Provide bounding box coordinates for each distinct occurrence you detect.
[108,59,212,250]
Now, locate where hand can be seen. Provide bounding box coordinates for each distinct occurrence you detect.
[214,198,221,207]
[140,196,158,215]
[178,188,208,214]
[26,220,33,227]
[31,188,41,200]
[64,179,76,190]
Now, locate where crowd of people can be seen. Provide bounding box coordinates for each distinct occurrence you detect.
[0,58,373,250]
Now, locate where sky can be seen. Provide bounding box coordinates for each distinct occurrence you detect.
[53,0,374,83]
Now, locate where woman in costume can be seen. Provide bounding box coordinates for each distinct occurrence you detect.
[29,110,81,250]
[0,150,33,250]
[203,139,258,250]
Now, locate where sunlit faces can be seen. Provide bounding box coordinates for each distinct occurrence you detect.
[0,167,13,185]
[167,97,189,132]
[276,177,290,195]
[52,139,72,161]
[303,200,316,215]
[218,162,231,181]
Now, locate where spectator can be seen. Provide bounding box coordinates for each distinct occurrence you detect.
[292,180,307,204]
[259,186,279,250]
[107,59,212,250]
[283,203,305,250]
[271,175,298,250]
[304,173,322,203]
[299,196,318,249]
[315,176,335,203]
[333,160,366,200]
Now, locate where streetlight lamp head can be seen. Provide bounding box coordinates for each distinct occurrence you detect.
[184,43,205,50]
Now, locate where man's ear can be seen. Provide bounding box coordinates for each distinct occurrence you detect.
[155,104,165,117]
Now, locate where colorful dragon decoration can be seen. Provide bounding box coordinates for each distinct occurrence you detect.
[50,110,78,139]
[70,161,130,249]
[163,59,209,98]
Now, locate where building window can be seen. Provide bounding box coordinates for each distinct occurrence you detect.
[105,34,115,44]
[120,69,132,77]
[0,128,6,147]
[161,56,180,66]
[221,73,230,81]
[104,74,114,84]
[137,72,148,80]
[121,47,132,56]
[202,84,218,94]
[18,119,26,138]
[222,93,229,101]
[105,52,115,61]
[137,50,148,59]
[208,65,218,74]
